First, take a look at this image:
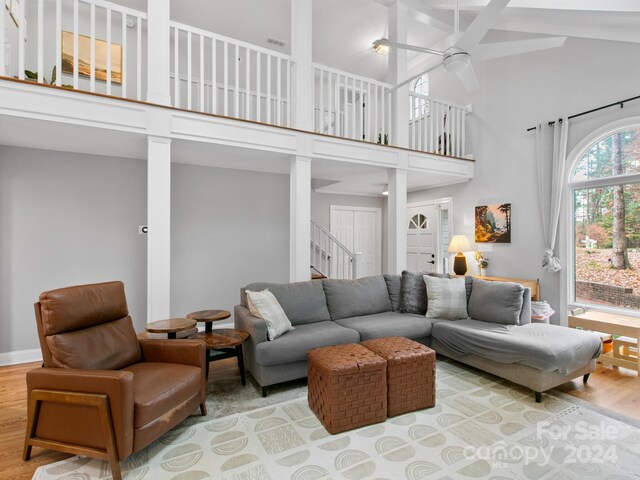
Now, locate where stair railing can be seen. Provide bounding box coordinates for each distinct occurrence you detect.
[310,219,357,279]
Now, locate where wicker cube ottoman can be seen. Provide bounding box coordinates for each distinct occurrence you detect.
[361,336,436,417]
[307,343,387,434]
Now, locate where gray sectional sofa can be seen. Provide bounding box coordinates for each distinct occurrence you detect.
[234,274,602,401]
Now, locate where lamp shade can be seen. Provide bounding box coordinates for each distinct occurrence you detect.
[448,235,472,253]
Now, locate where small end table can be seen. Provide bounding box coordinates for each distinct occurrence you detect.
[145,318,196,339]
[186,309,249,385]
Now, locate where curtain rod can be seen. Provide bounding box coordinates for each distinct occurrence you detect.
[526,94,640,132]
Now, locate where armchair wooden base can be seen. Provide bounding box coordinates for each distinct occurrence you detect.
[23,389,122,480]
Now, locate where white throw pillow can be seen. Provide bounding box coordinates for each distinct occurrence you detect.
[423,276,469,320]
[246,289,293,340]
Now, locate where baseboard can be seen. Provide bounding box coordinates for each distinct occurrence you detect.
[0,348,42,366]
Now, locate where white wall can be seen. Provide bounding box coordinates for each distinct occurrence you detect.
[408,36,640,323]
[0,146,148,355]
[170,164,290,318]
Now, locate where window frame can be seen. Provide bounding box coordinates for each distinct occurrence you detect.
[410,74,430,118]
[564,118,640,318]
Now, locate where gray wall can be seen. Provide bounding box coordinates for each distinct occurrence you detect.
[408,36,640,323]
[0,146,148,353]
[171,164,290,318]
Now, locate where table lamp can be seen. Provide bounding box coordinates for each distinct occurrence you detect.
[448,235,472,275]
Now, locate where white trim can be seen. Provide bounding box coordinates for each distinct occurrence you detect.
[562,116,640,318]
[330,205,383,276]
[0,348,42,366]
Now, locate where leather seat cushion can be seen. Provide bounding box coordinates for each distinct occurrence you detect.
[122,362,201,429]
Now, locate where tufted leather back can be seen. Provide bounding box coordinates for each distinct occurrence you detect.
[35,281,142,369]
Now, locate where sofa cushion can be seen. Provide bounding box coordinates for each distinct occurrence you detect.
[431,320,602,374]
[122,362,201,428]
[384,274,402,312]
[335,312,432,341]
[424,276,468,320]
[468,278,524,325]
[399,271,449,315]
[243,281,330,326]
[322,276,392,320]
[255,321,360,366]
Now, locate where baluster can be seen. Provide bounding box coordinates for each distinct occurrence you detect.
[342,74,348,137]
[366,82,372,141]
[234,44,239,117]
[286,59,291,127]
[380,88,386,143]
[121,12,127,98]
[37,0,43,83]
[0,0,4,76]
[245,48,251,119]
[223,40,228,115]
[187,30,193,110]
[72,0,78,87]
[373,85,378,143]
[106,8,112,95]
[422,99,428,153]
[277,57,282,125]
[55,0,62,85]
[456,108,462,156]
[211,38,216,114]
[256,52,261,122]
[174,27,179,107]
[350,77,356,139]
[200,35,205,112]
[17,0,24,79]
[266,54,272,123]
[136,16,141,100]
[319,69,324,133]
[462,110,467,157]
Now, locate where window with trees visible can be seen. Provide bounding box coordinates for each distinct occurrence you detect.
[410,74,430,118]
[570,127,640,311]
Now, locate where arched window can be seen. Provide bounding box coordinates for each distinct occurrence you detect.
[410,74,430,118]
[569,126,640,312]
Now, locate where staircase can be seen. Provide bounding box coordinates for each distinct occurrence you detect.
[310,219,358,280]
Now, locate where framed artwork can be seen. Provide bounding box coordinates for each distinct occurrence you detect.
[475,203,511,243]
[61,31,123,84]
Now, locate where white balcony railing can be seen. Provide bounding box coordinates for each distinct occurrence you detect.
[409,92,470,157]
[313,64,391,144]
[169,21,291,126]
[7,0,147,100]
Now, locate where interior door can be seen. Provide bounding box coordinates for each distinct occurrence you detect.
[331,206,381,278]
[407,204,439,273]
[354,210,378,277]
[330,209,354,278]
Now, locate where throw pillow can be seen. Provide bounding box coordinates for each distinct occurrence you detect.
[468,278,524,325]
[399,271,449,315]
[423,276,469,320]
[246,289,294,340]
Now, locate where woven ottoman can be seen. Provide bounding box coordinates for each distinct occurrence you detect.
[307,343,387,434]
[361,336,436,417]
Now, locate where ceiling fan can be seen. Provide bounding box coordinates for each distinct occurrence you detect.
[374,0,567,92]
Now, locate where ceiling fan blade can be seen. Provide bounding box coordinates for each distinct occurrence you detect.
[390,63,443,93]
[391,41,445,57]
[471,36,567,62]
[456,0,511,52]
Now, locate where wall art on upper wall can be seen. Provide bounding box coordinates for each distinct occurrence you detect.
[475,203,511,243]
[61,31,123,84]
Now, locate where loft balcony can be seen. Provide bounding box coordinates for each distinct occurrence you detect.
[0,0,472,161]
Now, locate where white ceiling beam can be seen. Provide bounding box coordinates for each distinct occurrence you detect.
[492,20,640,44]
[369,0,469,34]
[427,0,640,13]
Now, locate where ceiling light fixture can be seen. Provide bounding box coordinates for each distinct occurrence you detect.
[373,38,390,55]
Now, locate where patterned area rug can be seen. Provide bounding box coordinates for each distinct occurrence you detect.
[33,360,640,480]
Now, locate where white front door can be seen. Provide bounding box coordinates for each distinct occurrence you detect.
[406,204,439,273]
[330,206,381,278]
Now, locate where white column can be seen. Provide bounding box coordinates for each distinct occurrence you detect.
[147,136,171,322]
[0,2,5,77]
[387,168,407,274]
[146,0,171,105]
[290,156,311,282]
[291,0,313,130]
[389,1,409,147]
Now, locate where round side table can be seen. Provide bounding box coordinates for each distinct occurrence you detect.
[145,318,196,339]
[186,309,231,333]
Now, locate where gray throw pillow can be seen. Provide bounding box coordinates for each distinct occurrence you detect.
[383,274,402,312]
[468,278,525,325]
[424,276,469,320]
[399,271,448,315]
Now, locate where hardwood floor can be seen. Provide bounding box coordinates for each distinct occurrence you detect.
[1,360,638,479]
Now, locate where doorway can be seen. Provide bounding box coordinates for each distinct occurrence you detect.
[407,198,452,274]
[330,206,382,278]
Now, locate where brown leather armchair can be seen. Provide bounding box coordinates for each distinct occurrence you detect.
[23,281,207,480]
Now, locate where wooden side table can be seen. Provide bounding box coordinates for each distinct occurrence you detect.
[145,318,196,339]
[186,309,249,385]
